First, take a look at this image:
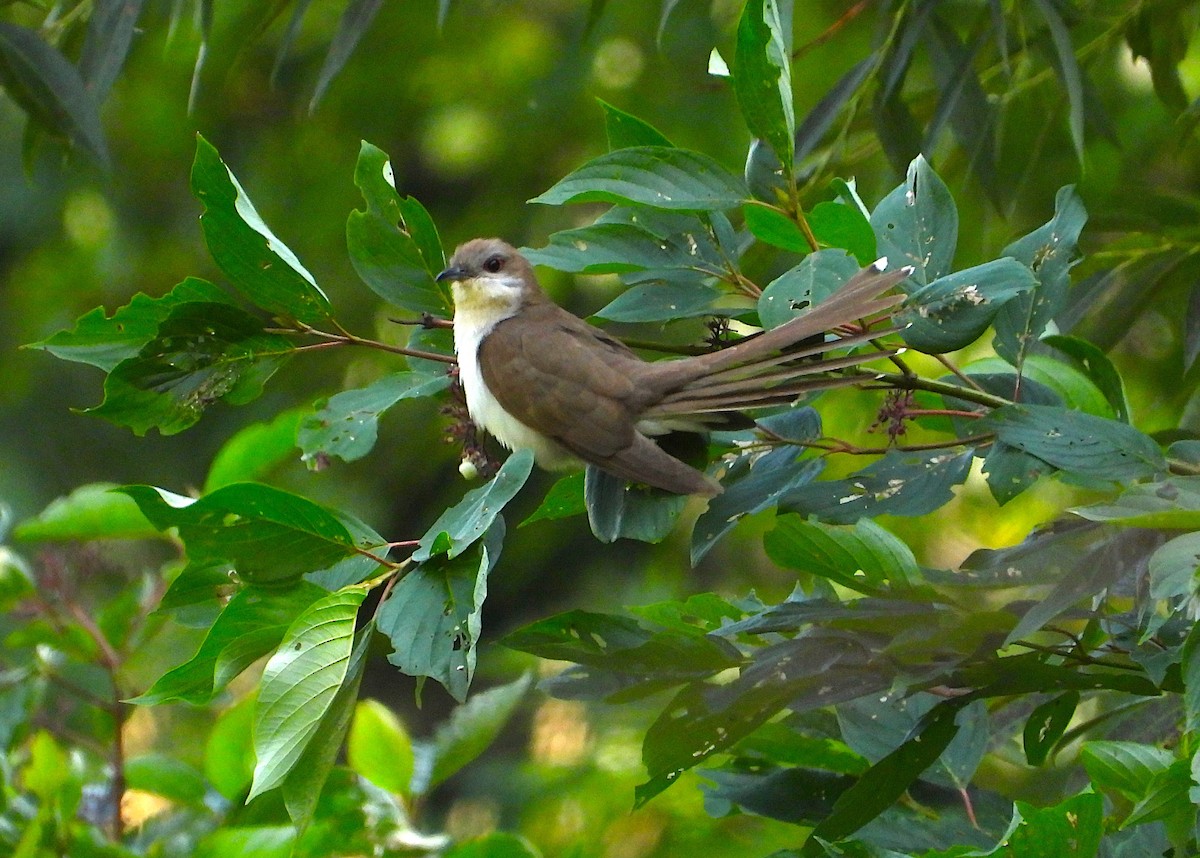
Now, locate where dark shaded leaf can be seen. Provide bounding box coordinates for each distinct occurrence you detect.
[1127,6,1193,112]
[270,0,315,87]
[993,185,1087,366]
[732,0,794,166]
[1023,691,1079,765]
[298,372,449,465]
[530,147,748,211]
[0,23,110,168]
[598,98,674,149]
[1041,334,1130,422]
[782,449,974,524]
[347,141,449,315]
[982,441,1053,505]
[249,588,367,799]
[79,0,148,100]
[415,450,533,561]
[88,302,295,436]
[309,0,384,112]
[1032,0,1085,162]
[702,766,854,824]
[31,277,234,372]
[898,258,1037,354]
[980,404,1165,485]
[793,55,875,164]
[869,155,957,288]
[584,466,687,544]
[192,136,332,324]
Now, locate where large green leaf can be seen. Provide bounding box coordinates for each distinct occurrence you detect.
[1041,334,1130,422]
[131,582,325,704]
[248,587,366,799]
[0,23,110,168]
[1082,741,1174,802]
[993,186,1087,366]
[898,258,1037,354]
[346,141,448,315]
[869,155,957,288]
[584,466,688,544]
[764,515,922,594]
[31,277,234,372]
[426,673,532,790]
[192,136,332,324]
[732,0,794,167]
[808,201,877,266]
[530,147,748,211]
[980,405,1166,484]
[594,281,723,323]
[14,483,157,542]
[348,699,415,796]
[119,482,380,584]
[87,302,295,436]
[999,793,1103,857]
[598,98,674,149]
[414,449,533,561]
[522,221,722,275]
[205,408,307,492]
[298,371,449,466]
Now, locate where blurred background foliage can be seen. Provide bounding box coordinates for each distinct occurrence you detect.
[2,0,1200,854]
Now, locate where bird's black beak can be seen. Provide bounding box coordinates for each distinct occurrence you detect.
[436,265,467,283]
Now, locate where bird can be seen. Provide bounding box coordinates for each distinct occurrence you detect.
[437,238,909,497]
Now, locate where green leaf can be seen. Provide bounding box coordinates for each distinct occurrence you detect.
[347,141,449,315]
[124,753,207,807]
[584,466,688,544]
[898,258,1037,354]
[309,0,383,111]
[195,827,295,858]
[1073,477,1200,529]
[764,515,922,594]
[1041,334,1130,422]
[980,405,1166,484]
[598,99,674,149]
[1147,532,1200,602]
[415,449,533,561]
[13,483,157,541]
[1081,741,1174,801]
[732,0,794,167]
[378,540,497,702]
[958,355,1111,417]
[119,482,375,585]
[993,186,1087,366]
[205,695,256,799]
[1183,622,1200,735]
[31,277,234,372]
[1023,692,1079,766]
[79,0,148,100]
[1123,760,1192,828]
[530,147,748,211]
[794,56,875,164]
[205,408,306,492]
[869,155,957,288]
[595,281,723,323]
[744,204,810,253]
[445,833,540,858]
[758,249,862,330]
[249,587,366,800]
[521,472,586,525]
[131,582,325,704]
[783,449,975,525]
[87,302,295,436]
[1032,0,1086,163]
[348,699,414,796]
[808,201,877,266]
[427,673,532,790]
[298,371,449,466]
[1003,793,1103,857]
[523,221,722,275]
[0,23,110,169]
[192,136,331,324]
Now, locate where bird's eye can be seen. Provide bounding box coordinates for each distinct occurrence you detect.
[483,255,504,273]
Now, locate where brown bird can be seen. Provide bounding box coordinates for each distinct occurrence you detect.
[437,238,908,497]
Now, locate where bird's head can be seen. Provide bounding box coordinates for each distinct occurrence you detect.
[437,238,540,319]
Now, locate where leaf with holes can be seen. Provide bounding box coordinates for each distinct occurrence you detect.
[298,371,449,466]
[87,302,294,436]
[870,155,957,288]
[1023,691,1079,766]
[757,249,860,329]
[732,0,794,167]
[898,258,1037,353]
[530,147,748,211]
[248,588,366,799]
[192,136,331,324]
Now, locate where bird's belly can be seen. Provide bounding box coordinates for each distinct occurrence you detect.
[458,343,580,470]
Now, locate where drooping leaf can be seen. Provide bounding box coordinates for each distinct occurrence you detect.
[598,99,674,149]
[119,482,379,585]
[13,483,157,542]
[782,449,974,525]
[131,582,326,705]
[309,0,384,112]
[427,673,532,790]
[732,0,795,167]
[757,249,861,330]
[980,404,1165,485]
[414,449,533,561]
[992,186,1087,366]
[205,408,307,492]
[248,588,366,799]
[530,147,748,211]
[0,23,111,168]
[270,0,315,87]
[30,277,235,372]
[347,141,449,315]
[298,371,450,466]
[88,302,295,436]
[585,466,688,544]
[764,515,922,594]
[192,136,332,324]
[898,258,1037,354]
[79,0,149,101]
[869,155,957,288]
[378,540,496,702]
[1041,334,1130,422]
[1032,0,1086,163]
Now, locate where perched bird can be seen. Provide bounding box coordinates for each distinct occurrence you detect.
[437,238,908,497]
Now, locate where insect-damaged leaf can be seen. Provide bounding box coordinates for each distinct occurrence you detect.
[870,155,957,289]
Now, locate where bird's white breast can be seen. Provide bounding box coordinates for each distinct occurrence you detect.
[453,292,579,470]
